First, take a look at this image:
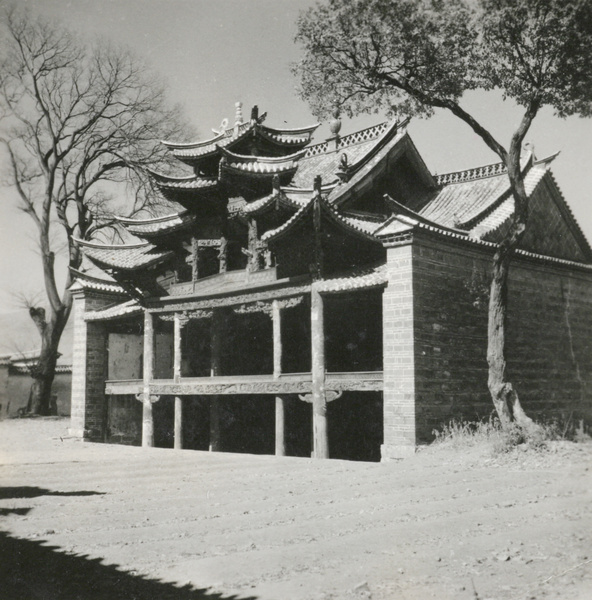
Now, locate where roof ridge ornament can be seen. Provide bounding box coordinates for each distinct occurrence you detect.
[212,118,229,135]
[328,106,342,152]
[234,101,243,135]
[336,152,350,182]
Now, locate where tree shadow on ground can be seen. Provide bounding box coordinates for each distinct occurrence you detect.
[0,486,105,500]
[0,507,31,516]
[0,530,258,600]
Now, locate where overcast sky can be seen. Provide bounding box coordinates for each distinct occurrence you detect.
[1,0,591,312]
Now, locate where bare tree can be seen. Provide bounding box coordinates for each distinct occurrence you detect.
[293,0,592,432]
[0,8,190,414]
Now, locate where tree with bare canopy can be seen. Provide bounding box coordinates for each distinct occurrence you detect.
[293,0,592,432]
[0,9,189,415]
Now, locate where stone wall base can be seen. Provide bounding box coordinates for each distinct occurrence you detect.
[380,443,416,461]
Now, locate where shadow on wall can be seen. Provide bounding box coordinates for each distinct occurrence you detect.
[0,530,259,600]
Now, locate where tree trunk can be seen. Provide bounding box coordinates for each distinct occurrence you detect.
[487,154,539,434]
[27,302,71,416]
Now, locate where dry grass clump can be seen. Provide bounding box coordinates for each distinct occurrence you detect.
[432,415,590,455]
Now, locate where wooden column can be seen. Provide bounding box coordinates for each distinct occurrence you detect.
[272,299,286,456]
[174,396,183,450]
[173,313,183,449]
[311,287,328,458]
[209,310,222,452]
[142,310,155,448]
[191,237,199,282]
[173,313,183,383]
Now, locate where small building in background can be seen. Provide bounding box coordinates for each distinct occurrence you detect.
[0,351,72,418]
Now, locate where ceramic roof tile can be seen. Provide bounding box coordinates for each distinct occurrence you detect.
[77,240,173,271]
[70,269,126,294]
[315,265,388,292]
[291,121,399,188]
[262,196,384,243]
[259,123,319,145]
[116,211,196,236]
[420,174,510,228]
[85,299,142,321]
[221,148,305,174]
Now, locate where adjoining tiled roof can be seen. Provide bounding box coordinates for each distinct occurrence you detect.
[115,210,196,237]
[69,268,126,294]
[467,162,549,239]
[292,121,401,188]
[315,264,388,293]
[420,171,511,228]
[220,148,306,174]
[85,299,142,322]
[421,154,535,230]
[76,239,173,271]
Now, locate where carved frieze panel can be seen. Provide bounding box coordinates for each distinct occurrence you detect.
[148,379,312,395]
[158,309,213,323]
[105,381,142,395]
[156,283,311,313]
[325,379,384,392]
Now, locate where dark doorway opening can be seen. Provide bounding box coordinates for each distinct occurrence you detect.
[325,290,383,372]
[107,395,142,446]
[220,395,275,455]
[284,395,312,457]
[182,396,211,450]
[328,392,383,462]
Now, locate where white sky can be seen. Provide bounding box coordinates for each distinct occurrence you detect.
[1,0,591,310]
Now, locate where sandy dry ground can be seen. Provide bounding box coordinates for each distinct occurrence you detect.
[0,418,591,600]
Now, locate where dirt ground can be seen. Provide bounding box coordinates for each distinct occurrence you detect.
[0,418,590,600]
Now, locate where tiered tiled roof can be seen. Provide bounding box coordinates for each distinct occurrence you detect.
[262,194,385,244]
[115,210,196,238]
[148,170,218,190]
[69,268,126,294]
[164,121,255,162]
[220,147,306,175]
[258,123,319,146]
[76,239,173,271]
[88,103,590,293]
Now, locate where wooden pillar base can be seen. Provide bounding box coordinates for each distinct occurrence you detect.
[275,396,286,456]
[142,398,154,448]
[209,397,221,452]
[174,396,183,450]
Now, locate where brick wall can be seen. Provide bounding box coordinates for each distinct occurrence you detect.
[381,243,416,458]
[382,232,592,458]
[411,233,592,443]
[69,291,120,439]
[412,236,491,442]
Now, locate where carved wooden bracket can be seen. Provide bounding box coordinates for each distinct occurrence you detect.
[298,391,343,403]
[135,393,161,404]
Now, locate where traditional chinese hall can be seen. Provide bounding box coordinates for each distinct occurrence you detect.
[69,103,592,461]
